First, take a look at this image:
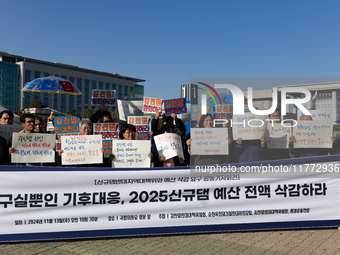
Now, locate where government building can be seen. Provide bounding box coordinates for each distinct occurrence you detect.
[0,51,145,113]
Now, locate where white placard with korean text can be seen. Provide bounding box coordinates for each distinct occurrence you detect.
[117,100,144,121]
[11,133,56,163]
[112,140,151,168]
[298,109,333,121]
[154,133,184,160]
[232,113,267,140]
[191,128,229,155]
[61,135,103,165]
[265,123,292,149]
[292,121,333,148]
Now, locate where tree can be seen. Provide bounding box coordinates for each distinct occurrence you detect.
[81,108,95,119]
[30,99,45,108]
[66,109,77,116]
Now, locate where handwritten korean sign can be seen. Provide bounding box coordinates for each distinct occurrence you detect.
[0,124,22,143]
[292,121,333,148]
[117,100,144,121]
[154,133,184,160]
[11,133,56,163]
[264,123,292,149]
[112,140,151,168]
[164,98,187,116]
[91,89,116,107]
[142,97,163,114]
[232,113,267,140]
[191,128,229,155]
[61,135,103,165]
[93,123,119,158]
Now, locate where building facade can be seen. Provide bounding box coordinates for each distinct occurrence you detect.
[0,51,145,113]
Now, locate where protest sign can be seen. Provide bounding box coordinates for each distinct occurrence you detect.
[93,123,119,158]
[61,135,102,165]
[91,89,116,107]
[54,116,80,150]
[292,121,333,148]
[11,133,56,163]
[128,116,151,140]
[117,100,144,121]
[190,104,214,121]
[0,124,22,143]
[0,157,339,242]
[232,113,267,140]
[264,123,292,149]
[154,133,184,159]
[112,140,151,168]
[191,128,229,155]
[298,109,333,121]
[164,98,187,116]
[142,97,163,114]
[190,104,233,122]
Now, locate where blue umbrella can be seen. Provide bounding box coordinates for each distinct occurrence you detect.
[21,76,82,95]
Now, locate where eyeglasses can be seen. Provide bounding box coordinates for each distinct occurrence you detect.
[25,120,35,124]
[125,130,135,135]
[81,126,92,131]
[35,123,43,126]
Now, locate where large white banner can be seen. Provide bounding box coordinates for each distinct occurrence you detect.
[293,121,333,148]
[117,100,144,121]
[191,128,229,155]
[232,113,267,140]
[112,140,151,168]
[0,163,339,241]
[11,133,56,163]
[61,135,103,165]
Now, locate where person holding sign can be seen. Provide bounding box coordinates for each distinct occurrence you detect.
[151,112,186,138]
[152,124,185,167]
[289,115,336,158]
[90,104,112,123]
[110,124,152,163]
[57,119,109,167]
[9,114,56,166]
[266,109,290,160]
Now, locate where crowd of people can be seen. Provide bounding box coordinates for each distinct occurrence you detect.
[0,106,339,168]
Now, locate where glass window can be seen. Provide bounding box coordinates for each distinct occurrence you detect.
[124,86,128,100]
[85,80,89,105]
[106,83,110,90]
[130,87,134,100]
[77,79,82,114]
[99,82,103,90]
[61,94,66,113]
[24,70,31,107]
[69,78,75,111]
[118,85,122,100]
[44,73,49,77]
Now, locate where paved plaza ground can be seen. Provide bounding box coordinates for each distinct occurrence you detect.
[0,228,339,255]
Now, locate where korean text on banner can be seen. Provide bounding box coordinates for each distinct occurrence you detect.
[0,124,22,143]
[142,97,163,114]
[61,135,103,165]
[112,140,151,168]
[11,133,56,163]
[0,162,338,242]
[154,133,184,159]
[91,89,116,107]
[191,128,229,155]
[232,113,267,140]
[93,123,119,158]
[164,98,187,116]
[117,100,144,121]
[265,123,292,149]
[293,121,333,148]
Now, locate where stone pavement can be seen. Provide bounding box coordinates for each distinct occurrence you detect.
[0,228,339,255]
